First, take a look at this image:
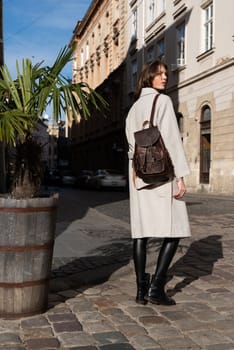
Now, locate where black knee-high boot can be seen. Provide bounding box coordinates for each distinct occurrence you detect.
[148,238,179,305]
[133,238,150,305]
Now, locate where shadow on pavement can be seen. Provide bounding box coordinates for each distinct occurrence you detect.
[50,238,132,298]
[168,235,223,296]
[56,187,129,224]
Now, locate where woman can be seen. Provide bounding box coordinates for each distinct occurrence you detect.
[125,60,191,306]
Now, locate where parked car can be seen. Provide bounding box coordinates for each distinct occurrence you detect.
[87,169,127,190]
[60,170,77,186]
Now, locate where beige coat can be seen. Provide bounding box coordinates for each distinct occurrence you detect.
[125,88,191,239]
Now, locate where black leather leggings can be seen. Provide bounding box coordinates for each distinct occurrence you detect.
[133,238,148,282]
[155,238,180,278]
[133,237,180,281]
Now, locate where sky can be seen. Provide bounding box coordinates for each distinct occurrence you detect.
[3,0,92,79]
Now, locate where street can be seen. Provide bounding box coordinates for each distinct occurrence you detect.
[52,187,234,290]
[1,187,234,349]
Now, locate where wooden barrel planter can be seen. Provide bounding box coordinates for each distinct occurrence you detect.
[0,193,59,318]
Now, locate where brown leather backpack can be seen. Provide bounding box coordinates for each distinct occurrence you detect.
[133,94,175,188]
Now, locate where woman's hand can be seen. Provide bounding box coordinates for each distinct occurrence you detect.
[174,178,186,199]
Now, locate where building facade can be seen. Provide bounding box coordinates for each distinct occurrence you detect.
[32,120,59,172]
[70,0,128,173]
[71,0,234,195]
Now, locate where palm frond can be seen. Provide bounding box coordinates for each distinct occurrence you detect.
[0,45,107,144]
[0,109,34,144]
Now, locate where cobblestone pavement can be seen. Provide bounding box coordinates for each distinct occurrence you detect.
[0,190,234,350]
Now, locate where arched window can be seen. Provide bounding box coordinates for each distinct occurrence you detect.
[200,105,211,183]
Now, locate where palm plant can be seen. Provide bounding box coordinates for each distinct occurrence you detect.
[0,46,107,198]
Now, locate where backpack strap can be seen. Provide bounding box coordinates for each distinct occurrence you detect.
[149,94,160,126]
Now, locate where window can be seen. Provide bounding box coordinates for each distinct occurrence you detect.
[200,105,211,184]
[98,23,101,42]
[203,3,213,51]
[147,46,155,62]
[157,38,165,60]
[80,49,84,66]
[132,8,137,40]
[156,0,165,16]
[85,41,89,61]
[147,0,155,24]
[176,22,185,65]
[131,60,138,91]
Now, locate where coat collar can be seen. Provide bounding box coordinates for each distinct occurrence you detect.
[140,87,159,98]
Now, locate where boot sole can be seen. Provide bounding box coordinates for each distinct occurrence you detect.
[135,298,148,305]
[147,296,176,306]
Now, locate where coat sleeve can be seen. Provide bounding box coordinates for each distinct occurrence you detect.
[157,95,190,178]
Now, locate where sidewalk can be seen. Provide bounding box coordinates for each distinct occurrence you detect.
[0,192,234,350]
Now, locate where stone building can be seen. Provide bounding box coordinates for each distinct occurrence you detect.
[70,0,128,172]
[71,0,234,195]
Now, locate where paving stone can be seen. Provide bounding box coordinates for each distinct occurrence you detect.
[83,287,102,296]
[92,298,119,309]
[175,315,213,331]
[161,310,192,321]
[21,316,49,329]
[187,330,232,347]
[102,310,135,325]
[206,344,234,350]
[70,301,98,313]
[105,293,132,304]
[195,294,227,308]
[139,315,170,326]
[131,334,161,348]
[180,302,212,312]
[58,332,96,347]
[75,311,108,323]
[99,344,136,350]
[101,308,126,316]
[52,321,83,333]
[211,319,234,331]
[192,310,226,322]
[223,332,234,341]
[47,313,77,323]
[47,305,72,314]
[22,327,54,340]
[157,335,200,349]
[81,320,115,333]
[93,331,128,345]
[125,306,157,318]
[117,324,148,338]
[25,338,60,349]
[0,332,22,344]
[147,324,184,340]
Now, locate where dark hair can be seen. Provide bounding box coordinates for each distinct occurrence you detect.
[135,60,168,99]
